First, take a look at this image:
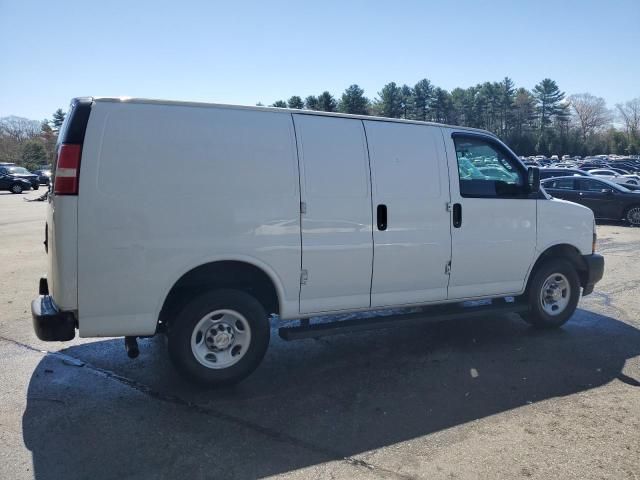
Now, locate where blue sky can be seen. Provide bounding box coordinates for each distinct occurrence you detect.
[1,0,638,120]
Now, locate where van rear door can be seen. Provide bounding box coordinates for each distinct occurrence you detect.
[364,121,452,307]
[293,114,373,313]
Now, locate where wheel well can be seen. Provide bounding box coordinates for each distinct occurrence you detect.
[158,261,280,332]
[623,203,640,218]
[527,244,588,291]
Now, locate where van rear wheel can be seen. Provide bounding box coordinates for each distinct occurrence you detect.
[524,259,580,328]
[168,289,270,386]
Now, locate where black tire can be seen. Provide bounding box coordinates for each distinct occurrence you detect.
[624,205,640,226]
[10,183,23,194]
[524,259,580,329]
[32,184,39,190]
[168,289,270,386]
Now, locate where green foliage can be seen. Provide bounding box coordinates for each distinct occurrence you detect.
[375,82,403,118]
[532,79,568,129]
[305,96,319,110]
[287,96,304,109]
[317,91,337,112]
[431,88,453,123]
[271,100,287,108]
[338,85,369,115]
[412,79,433,121]
[52,109,66,130]
[399,84,414,119]
[21,140,47,170]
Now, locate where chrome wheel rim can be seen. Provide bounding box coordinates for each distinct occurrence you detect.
[12,185,22,193]
[190,309,251,369]
[627,207,640,226]
[540,273,571,316]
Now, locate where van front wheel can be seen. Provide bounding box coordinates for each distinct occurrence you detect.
[168,289,270,386]
[525,259,580,328]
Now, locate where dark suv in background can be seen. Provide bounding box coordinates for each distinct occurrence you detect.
[542,176,640,226]
[0,163,39,193]
[32,168,52,185]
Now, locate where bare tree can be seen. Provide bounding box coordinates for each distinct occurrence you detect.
[568,93,611,141]
[616,98,640,140]
[0,116,41,143]
[0,116,44,164]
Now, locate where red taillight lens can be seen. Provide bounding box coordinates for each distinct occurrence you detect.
[54,144,82,195]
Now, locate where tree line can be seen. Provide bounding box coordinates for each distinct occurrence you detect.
[0,109,65,170]
[267,78,640,157]
[2,83,639,172]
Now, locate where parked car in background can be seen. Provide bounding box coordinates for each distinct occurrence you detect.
[606,167,631,175]
[539,168,591,180]
[0,171,33,194]
[477,166,518,181]
[0,165,38,192]
[587,169,640,186]
[33,168,52,185]
[542,176,640,225]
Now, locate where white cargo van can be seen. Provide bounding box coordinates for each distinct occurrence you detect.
[32,97,604,385]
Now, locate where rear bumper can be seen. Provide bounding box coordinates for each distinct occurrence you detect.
[31,278,76,341]
[581,254,604,296]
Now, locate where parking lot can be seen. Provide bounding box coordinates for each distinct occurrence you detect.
[0,191,638,480]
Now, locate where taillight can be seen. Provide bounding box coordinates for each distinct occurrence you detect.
[54,144,82,195]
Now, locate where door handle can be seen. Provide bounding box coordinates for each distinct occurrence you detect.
[377,204,387,231]
[452,203,462,228]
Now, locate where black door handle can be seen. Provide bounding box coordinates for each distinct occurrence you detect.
[377,204,387,231]
[452,203,462,228]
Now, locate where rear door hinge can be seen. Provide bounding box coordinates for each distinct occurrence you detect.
[445,261,451,275]
[300,201,307,215]
[300,269,308,285]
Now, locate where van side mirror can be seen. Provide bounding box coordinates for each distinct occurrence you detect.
[527,166,540,193]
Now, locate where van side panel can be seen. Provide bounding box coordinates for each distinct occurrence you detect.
[293,114,374,313]
[364,121,452,306]
[77,103,301,336]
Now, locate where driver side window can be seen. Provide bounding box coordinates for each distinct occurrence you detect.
[453,135,525,198]
[580,179,609,192]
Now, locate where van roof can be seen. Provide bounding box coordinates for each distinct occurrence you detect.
[91,96,495,137]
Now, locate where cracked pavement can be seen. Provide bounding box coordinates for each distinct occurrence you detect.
[1,191,639,479]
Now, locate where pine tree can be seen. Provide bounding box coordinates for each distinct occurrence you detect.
[413,79,433,121]
[338,84,369,115]
[399,84,414,119]
[317,91,337,112]
[431,88,453,123]
[287,96,304,109]
[375,82,403,118]
[532,79,568,130]
[52,109,66,130]
[450,87,475,126]
[305,95,319,110]
[271,100,287,108]
[499,77,516,136]
[21,140,47,169]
